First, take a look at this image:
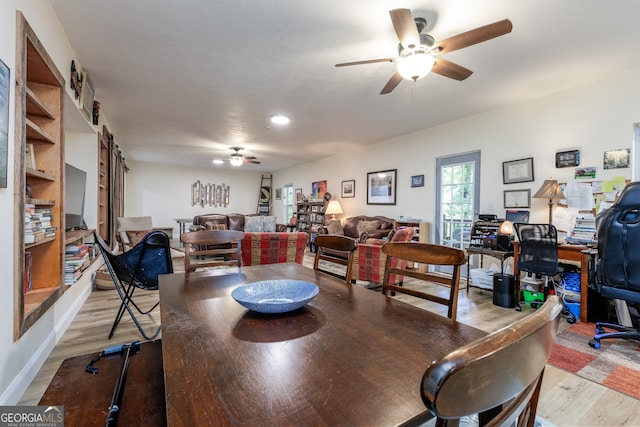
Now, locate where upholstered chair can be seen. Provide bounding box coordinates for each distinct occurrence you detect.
[350,227,415,286]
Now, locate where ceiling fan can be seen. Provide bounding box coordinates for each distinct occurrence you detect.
[229,147,260,167]
[335,9,513,94]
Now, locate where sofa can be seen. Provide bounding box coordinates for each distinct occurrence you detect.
[318,215,394,242]
[190,213,286,233]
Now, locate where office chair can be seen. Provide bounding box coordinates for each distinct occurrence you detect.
[514,223,576,323]
[95,230,173,340]
[589,181,640,349]
[419,296,563,427]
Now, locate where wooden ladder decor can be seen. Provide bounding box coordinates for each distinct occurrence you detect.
[257,174,272,216]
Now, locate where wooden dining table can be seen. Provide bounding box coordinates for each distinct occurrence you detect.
[159,262,486,426]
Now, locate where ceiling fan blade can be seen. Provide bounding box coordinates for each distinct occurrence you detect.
[431,58,473,81]
[247,160,261,164]
[335,58,396,67]
[389,8,420,50]
[434,19,513,54]
[244,156,258,160]
[380,71,404,95]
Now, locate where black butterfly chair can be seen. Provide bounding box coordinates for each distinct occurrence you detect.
[589,182,640,349]
[95,230,173,340]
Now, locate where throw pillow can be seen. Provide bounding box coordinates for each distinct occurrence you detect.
[262,216,277,232]
[357,220,379,235]
[325,219,344,235]
[244,216,263,232]
[126,230,151,247]
[205,223,227,231]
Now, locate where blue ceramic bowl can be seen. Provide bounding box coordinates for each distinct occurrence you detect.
[231,280,319,314]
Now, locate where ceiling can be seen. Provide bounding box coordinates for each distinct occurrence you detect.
[50,0,640,172]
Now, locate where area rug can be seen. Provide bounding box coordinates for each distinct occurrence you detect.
[548,321,640,399]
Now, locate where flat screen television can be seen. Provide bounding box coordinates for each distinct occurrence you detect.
[65,163,87,231]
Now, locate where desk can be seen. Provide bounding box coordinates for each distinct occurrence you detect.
[466,247,513,291]
[159,263,485,426]
[513,242,594,322]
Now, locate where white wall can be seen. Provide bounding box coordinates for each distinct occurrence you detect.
[274,68,640,232]
[125,160,268,235]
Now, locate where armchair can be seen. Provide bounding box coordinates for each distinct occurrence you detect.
[351,227,415,286]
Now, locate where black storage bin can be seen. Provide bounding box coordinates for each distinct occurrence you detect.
[493,273,516,308]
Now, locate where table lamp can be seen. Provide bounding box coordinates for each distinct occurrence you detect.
[325,200,344,220]
[533,179,565,224]
[497,220,514,251]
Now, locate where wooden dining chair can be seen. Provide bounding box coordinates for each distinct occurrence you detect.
[418,295,563,427]
[381,242,466,321]
[313,234,358,285]
[180,230,244,272]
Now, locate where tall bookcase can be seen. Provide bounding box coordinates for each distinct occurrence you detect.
[295,201,326,233]
[13,13,65,339]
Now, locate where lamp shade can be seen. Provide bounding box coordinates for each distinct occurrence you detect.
[397,52,435,82]
[498,220,514,235]
[325,200,343,216]
[230,155,243,167]
[533,180,565,200]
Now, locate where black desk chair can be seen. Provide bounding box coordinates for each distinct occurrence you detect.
[95,230,173,340]
[589,181,640,349]
[514,223,576,323]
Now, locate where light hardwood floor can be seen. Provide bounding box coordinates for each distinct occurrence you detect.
[19,254,640,426]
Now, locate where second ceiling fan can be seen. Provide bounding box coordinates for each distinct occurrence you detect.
[229,147,260,166]
[335,9,513,94]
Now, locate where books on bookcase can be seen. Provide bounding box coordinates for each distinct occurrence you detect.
[24,204,56,244]
[64,243,91,285]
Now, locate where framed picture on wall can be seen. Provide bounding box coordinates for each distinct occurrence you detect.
[411,175,424,188]
[0,59,9,188]
[341,180,355,198]
[79,71,94,121]
[367,169,397,205]
[504,189,531,208]
[295,188,302,203]
[503,157,534,184]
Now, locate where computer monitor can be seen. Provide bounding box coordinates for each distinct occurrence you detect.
[65,163,87,230]
[505,210,530,224]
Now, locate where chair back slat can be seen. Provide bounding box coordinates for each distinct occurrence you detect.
[180,230,244,272]
[421,296,563,425]
[381,242,466,321]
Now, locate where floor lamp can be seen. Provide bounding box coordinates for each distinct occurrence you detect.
[533,179,566,224]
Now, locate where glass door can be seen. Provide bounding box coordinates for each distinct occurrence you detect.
[435,152,480,273]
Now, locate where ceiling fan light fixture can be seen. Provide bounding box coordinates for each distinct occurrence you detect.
[397,52,435,82]
[230,155,243,167]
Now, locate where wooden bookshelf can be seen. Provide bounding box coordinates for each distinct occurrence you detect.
[13,13,65,339]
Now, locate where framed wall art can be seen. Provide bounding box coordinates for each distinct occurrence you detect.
[341,180,355,198]
[367,169,397,205]
[311,180,327,199]
[295,188,302,203]
[555,150,580,168]
[0,59,9,188]
[411,174,424,188]
[504,189,531,208]
[502,157,534,184]
[603,148,630,169]
[79,71,94,121]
